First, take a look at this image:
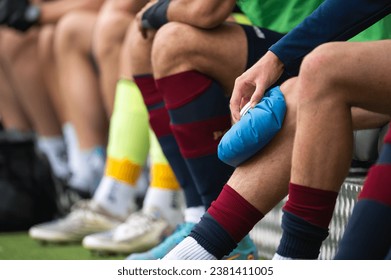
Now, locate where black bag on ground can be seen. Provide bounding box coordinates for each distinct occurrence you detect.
[0,131,58,231]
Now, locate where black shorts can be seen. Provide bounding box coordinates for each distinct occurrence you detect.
[240,24,284,69]
[240,24,291,83]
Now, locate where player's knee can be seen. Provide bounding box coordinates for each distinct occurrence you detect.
[298,42,342,100]
[152,22,196,74]
[55,12,88,51]
[124,22,154,67]
[0,29,37,61]
[38,25,55,55]
[280,78,298,105]
[279,77,299,121]
[93,13,129,62]
[0,31,21,60]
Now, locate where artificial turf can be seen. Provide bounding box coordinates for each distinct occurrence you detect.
[0,232,124,260]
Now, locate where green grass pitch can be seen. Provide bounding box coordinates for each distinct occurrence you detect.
[0,232,125,260]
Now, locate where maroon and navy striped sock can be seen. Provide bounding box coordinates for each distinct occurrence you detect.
[133,74,202,208]
[335,126,391,259]
[155,70,234,208]
[276,182,338,259]
[190,184,264,258]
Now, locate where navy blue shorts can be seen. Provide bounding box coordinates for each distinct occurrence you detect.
[240,24,291,82]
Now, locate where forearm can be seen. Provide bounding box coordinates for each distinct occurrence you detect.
[270,0,391,76]
[38,0,104,24]
[167,0,236,29]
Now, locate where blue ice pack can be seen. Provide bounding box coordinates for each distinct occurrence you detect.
[218,86,286,167]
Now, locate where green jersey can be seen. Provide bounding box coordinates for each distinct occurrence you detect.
[236,0,324,33]
[236,0,390,40]
[351,15,391,41]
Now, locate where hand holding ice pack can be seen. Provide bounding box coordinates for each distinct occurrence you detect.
[218,86,286,167]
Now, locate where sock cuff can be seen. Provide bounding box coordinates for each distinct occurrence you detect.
[155,70,212,109]
[283,182,338,228]
[134,76,172,138]
[222,184,263,216]
[190,213,237,259]
[116,78,134,95]
[163,236,216,260]
[133,74,162,106]
[359,164,391,206]
[277,211,328,259]
[150,163,180,190]
[207,184,264,242]
[115,79,147,113]
[105,157,142,186]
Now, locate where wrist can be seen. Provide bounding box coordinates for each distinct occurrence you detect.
[24,4,41,25]
[6,1,41,32]
[265,51,284,72]
[141,0,170,30]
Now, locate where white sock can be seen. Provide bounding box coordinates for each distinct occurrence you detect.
[62,123,80,177]
[142,187,184,227]
[163,236,216,260]
[68,146,106,195]
[135,164,150,199]
[85,147,106,191]
[272,253,295,260]
[184,206,205,224]
[93,176,138,220]
[36,135,70,180]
